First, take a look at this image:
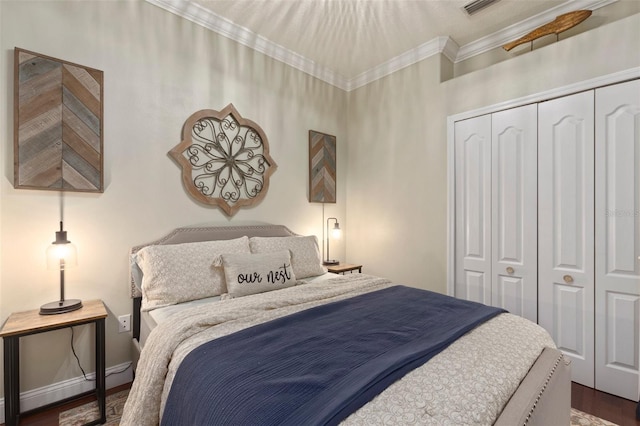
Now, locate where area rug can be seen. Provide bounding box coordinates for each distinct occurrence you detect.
[59,389,128,426]
[60,390,618,426]
[571,408,619,426]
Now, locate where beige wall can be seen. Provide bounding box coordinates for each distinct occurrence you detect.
[346,54,451,290]
[0,1,347,395]
[446,12,640,115]
[453,0,640,78]
[346,12,640,293]
[1,0,639,405]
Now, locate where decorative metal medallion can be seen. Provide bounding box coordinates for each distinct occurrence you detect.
[169,104,277,216]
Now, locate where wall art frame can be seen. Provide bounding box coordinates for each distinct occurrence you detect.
[169,104,277,216]
[14,47,104,192]
[308,130,336,203]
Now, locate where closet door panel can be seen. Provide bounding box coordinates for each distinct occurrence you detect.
[538,91,595,387]
[455,115,492,305]
[595,79,640,400]
[491,104,537,321]
[496,275,524,315]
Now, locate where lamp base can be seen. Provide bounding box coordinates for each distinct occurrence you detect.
[39,299,83,315]
[323,260,340,266]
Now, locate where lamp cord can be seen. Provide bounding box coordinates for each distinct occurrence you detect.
[70,327,131,381]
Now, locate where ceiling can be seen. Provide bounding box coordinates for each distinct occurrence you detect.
[146,0,616,90]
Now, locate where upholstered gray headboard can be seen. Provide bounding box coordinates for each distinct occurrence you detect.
[129,223,298,340]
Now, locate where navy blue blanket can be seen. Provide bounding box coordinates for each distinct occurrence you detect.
[161,286,505,426]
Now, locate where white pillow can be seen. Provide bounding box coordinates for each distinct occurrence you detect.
[216,250,297,298]
[249,235,326,279]
[136,236,250,311]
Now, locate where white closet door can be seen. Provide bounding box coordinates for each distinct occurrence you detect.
[491,105,538,321]
[455,115,492,305]
[538,91,595,387]
[595,79,640,401]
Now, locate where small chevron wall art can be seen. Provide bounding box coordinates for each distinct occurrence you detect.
[309,130,336,203]
[14,48,104,192]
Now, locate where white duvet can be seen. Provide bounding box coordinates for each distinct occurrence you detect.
[121,274,554,425]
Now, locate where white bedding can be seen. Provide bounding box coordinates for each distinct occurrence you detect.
[139,273,339,348]
[148,295,222,324]
[123,274,554,426]
[139,296,222,348]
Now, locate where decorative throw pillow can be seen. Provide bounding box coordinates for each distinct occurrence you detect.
[136,236,250,311]
[215,250,297,298]
[249,236,326,279]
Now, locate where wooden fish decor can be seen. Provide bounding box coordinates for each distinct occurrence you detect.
[503,10,592,51]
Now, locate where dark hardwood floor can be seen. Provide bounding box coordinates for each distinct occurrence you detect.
[572,382,640,426]
[3,383,131,426]
[2,382,638,425]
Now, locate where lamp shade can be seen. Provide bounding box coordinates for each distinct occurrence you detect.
[331,222,341,239]
[46,239,77,269]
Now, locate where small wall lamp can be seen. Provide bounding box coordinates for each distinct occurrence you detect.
[40,221,83,315]
[323,217,341,265]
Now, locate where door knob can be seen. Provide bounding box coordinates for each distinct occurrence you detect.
[506,266,514,274]
[563,275,574,284]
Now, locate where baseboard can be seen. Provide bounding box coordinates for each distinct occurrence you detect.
[0,362,133,423]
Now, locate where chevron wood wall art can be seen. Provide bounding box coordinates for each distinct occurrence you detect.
[309,130,336,203]
[14,48,104,192]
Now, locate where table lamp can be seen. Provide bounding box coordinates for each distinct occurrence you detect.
[323,217,341,265]
[40,221,82,315]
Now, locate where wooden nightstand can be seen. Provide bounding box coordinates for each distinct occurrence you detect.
[326,263,363,274]
[0,299,107,426]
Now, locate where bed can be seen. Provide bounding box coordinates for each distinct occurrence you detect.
[122,223,570,426]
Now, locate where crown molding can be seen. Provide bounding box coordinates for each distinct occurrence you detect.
[145,0,351,91]
[455,0,618,62]
[347,37,458,91]
[145,0,618,91]
[441,37,461,64]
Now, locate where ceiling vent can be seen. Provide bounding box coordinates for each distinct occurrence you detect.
[463,0,501,15]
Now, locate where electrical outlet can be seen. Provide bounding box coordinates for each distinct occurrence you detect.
[118,314,131,333]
